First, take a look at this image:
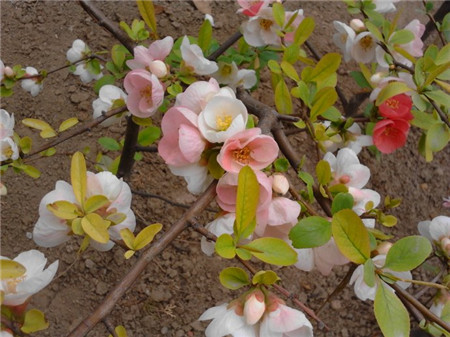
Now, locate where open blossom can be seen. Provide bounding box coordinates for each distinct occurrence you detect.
[373,0,400,13]
[67,39,89,63]
[351,32,377,63]
[126,36,173,78]
[378,93,413,121]
[212,61,257,90]
[350,254,412,301]
[0,137,19,161]
[217,128,279,173]
[349,187,380,228]
[169,163,214,195]
[237,0,271,17]
[0,109,14,139]
[320,121,373,155]
[33,172,136,251]
[123,69,164,118]
[92,85,128,127]
[158,106,206,167]
[0,250,58,306]
[373,118,410,154]
[241,8,282,47]
[324,148,370,189]
[175,78,221,114]
[333,21,356,62]
[418,216,450,256]
[180,36,218,75]
[21,67,43,96]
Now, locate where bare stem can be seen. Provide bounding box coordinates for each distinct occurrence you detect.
[422,0,446,46]
[207,31,243,61]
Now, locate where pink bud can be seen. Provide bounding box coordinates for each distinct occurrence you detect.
[149,60,168,78]
[4,66,14,77]
[375,242,392,255]
[441,237,450,256]
[243,290,266,325]
[350,19,366,33]
[272,174,289,195]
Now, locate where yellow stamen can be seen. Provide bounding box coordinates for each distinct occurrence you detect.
[233,146,252,164]
[140,84,153,105]
[216,115,233,131]
[259,19,273,31]
[360,35,373,51]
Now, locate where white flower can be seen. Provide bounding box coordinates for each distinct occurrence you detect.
[259,303,313,337]
[175,78,221,114]
[0,250,58,306]
[349,187,380,228]
[0,59,4,82]
[67,39,89,63]
[73,63,103,83]
[418,216,450,256]
[0,137,19,161]
[169,163,214,195]
[350,254,412,301]
[0,331,13,337]
[320,122,372,155]
[241,8,282,47]
[351,32,377,63]
[201,213,236,256]
[372,0,400,13]
[21,67,43,97]
[271,174,289,195]
[324,148,371,189]
[92,85,128,127]
[198,95,248,143]
[0,109,15,139]
[180,36,218,75]
[212,62,257,89]
[333,21,356,62]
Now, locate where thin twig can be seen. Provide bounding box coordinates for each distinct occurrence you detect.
[66,181,217,337]
[207,31,243,61]
[422,0,446,46]
[102,318,118,337]
[424,94,450,129]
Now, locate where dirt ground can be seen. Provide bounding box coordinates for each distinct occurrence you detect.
[1,1,449,337]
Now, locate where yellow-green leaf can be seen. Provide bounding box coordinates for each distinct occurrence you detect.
[124,250,135,259]
[235,166,259,241]
[275,78,293,114]
[215,234,236,259]
[22,118,54,132]
[309,53,341,83]
[332,209,370,264]
[0,259,26,280]
[81,214,110,244]
[242,237,297,266]
[71,152,87,206]
[293,17,315,46]
[136,0,158,37]
[19,136,32,154]
[107,212,127,226]
[58,117,79,132]
[120,228,135,249]
[281,61,300,82]
[21,309,49,333]
[375,82,412,106]
[114,325,129,337]
[83,195,110,214]
[71,218,84,235]
[134,223,163,250]
[47,200,80,220]
[79,236,90,253]
[310,87,338,121]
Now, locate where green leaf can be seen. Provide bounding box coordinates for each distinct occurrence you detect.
[242,237,297,266]
[316,160,332,185]
[424,90,450,108]
[331,192,354,214]
[350,71,372,89]
[283,44,300,64]
[19,136,32,154]
[235,166,259,241]
[111,44,127,69]
[21,309,49,333]
[281,61,299,82]
[114,326,128,337]
[215,234,236,259]
[381,214,397,227]
[375,82,412,106]
[219,267,250,290]
[107,212,127,226]
[58,117,79,132]
[289,216,332,248]
[298,171,314,201]
[310,87,338,121]
[136,0,158,36]
[252,270,280,285]
[332,209,370,264]
[435,43,450,65]
[309,53,341,83]
[389,29,414,45]
[322,106,342,122]
[138,126,161,146]
[124,250,135,259]
[236,247,252,260]
[22,118,57,138]
[293,17,315,46]
[134,223,163,250]
[365,21,383,41]
[268,60,281,74]
[274,158,289,172]
[71,218,84,235]
[71,152,87,206]
[363,258,375,287]
[47,200,80,220]
[84,195,110,214]
[272,2,285,28]
[426,122,450,152]
[21,164,41,178]
[374,282,410,337]
[198,19,212,53]
[275,78,293,114]
[0,87,13,97]
[81,213,110,244]
[99,137,121,151]
[384,235,432,272]
[120,228,135,249]
[0,260,26,279]
[411,110,438,130]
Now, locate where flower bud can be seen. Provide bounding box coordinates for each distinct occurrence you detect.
[243,290,266,325]
[350,19,366,33]
[149,60,168,78]
[0,182,7,196]
[375,241,392,255]
[4,66,14,78]
[440,237,450,256]
[272,174,289,195]
[370,72,385,85]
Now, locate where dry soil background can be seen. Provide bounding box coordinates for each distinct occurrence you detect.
[1,1,449,337]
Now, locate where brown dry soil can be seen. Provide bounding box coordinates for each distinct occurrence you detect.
[1,1,449,337]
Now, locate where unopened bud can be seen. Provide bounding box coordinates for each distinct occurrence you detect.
[4,66,14,77]
[350,19,366,33]
[375,241,392,255]
[370,72,385,85]
[0,182,7,196]
[440,237,450,256]
[244,290,266,325]
[272,174,289,195]
[149,60,168,78]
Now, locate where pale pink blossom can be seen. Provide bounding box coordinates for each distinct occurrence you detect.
[443,197,450,208]
[237,0,271,17]
[0,109,15,139]
[169,163,214,195]
[92,85,128,127]
[0,330,13,337]
[0,59,5,82]
[158,106,206,167]
[0,250,58,306]
[241,8,282,47]
[180,36,218,75]
[255,197,300,237]
[175,78,221,114]
[350,254,412,301]
[73,62,104,83]
[201,213,236,256]
[21,67,43,96]
[418,216,450,256]
[351,32,377,63]
[212,61,257,89]
[244,289,266,325]
[333,21,356,62]
[373,0,400,13]
[216,171,272,214]
[320,121,373,155]
[324,148,370,189]
[123,69,164,118]
[217,128,278,173]
[283,9,304,45]
[126,36,173,78]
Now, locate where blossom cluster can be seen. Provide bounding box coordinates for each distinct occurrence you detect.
[0,109,19,162]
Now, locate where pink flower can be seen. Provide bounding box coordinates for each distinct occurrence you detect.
[284,10,304,45]
[123,69,164,118]
[241,8,282,47]
[175,78,220,114]
[378,93,413,121]
[158,106,206,167]
[373,119,410,154]
[244,289,266,325]
[216,171,272,214]
[237,0,270,17]
[217,128,279,173]
[402,19,425,58]
[255,197,300,237]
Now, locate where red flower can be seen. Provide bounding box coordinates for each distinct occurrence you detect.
[373,119,410,154]
[378,94,413,121]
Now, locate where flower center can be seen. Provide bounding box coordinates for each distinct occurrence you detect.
[220,64,233,77]
[5,275,26,294]
[259,19,273,31]
[233,146,252,164]
[385,98,399,110]
[2,144,13,158]
[339,175,351,184]
[360,35,373,51]
[216,114,233,131]
[140,84,153,105]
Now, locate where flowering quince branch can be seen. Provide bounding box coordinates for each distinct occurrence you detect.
[421,0,446,46]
